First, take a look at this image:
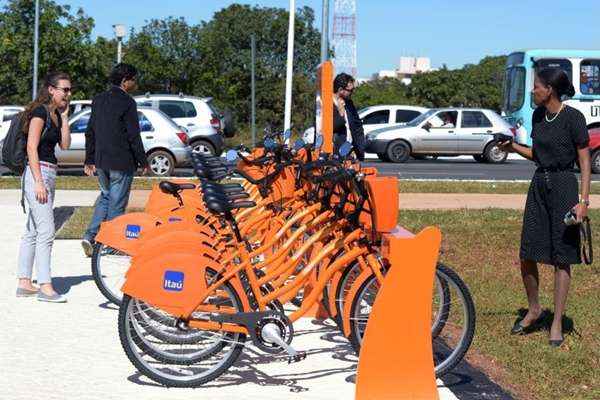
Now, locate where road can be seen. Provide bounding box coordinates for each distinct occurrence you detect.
[2,156,598,181]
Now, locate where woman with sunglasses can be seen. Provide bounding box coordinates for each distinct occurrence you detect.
[16,72,72,303]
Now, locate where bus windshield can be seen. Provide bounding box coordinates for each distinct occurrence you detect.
[503,67,525,113]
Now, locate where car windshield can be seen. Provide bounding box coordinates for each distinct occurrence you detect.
[206,100,221,116]
[154,110,181,130]
[358,107,372,115]
[406,109,437,126]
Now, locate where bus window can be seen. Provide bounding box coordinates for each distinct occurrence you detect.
[534,58,572,83]
[504,67,525,113]
[580,60,600,95]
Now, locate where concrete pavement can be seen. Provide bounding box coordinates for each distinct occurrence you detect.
[0,192,469,400]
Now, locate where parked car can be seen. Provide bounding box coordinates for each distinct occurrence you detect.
[69,100,92,116]
[0,106,24,141]
[365,108,515,163]
[359,105,429,133]
[59,106,190,176]
[587,127,600,173]
[134,94,226,156]
[303,104,428,143]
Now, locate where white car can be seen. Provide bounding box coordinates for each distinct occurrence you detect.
[359,105,429,133]
[135,94,225,156]
[365,108,515,163]
[69,100,92,116]
[0,106,24,141]
[59,106,190,176]
[303,105,428,143]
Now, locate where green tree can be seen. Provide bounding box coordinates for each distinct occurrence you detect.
[124,17,203,95]
[409,56,507,111]
[0,0,108,104]
[352,78,411,110]
[193,4,322,133]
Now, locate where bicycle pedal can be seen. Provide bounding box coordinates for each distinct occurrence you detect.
[287,351,307,364]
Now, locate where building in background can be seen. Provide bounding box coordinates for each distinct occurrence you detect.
[371,56,434,84]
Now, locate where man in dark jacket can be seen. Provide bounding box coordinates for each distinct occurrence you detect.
[333,73,366,160]
[81,63,149,256]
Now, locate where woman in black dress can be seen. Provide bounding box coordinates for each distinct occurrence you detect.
[500,68,591,347]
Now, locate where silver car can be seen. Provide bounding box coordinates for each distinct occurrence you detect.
[58,106,190,176]
[365,108,515,163]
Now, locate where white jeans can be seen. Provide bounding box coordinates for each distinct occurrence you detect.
[17,164,56,284]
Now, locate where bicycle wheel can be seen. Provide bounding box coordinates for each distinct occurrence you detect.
[91,243,130,305]
[118,271,247,387]
[348,263,476,377]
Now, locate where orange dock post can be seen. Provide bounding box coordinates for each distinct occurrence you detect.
[355,226,441,400]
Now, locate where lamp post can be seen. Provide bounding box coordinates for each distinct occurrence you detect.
[112,24,126,63]
[283,0,295,134]
[32,0,40,100]
[321,0,329,63]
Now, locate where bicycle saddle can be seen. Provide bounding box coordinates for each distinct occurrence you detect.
[158,181,196,196]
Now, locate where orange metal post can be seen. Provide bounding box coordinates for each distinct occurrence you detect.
[355,226,441,400]
[316,61,334,153]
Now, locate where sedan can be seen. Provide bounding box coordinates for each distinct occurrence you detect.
[59,107,190,176]
[365,108,515,163]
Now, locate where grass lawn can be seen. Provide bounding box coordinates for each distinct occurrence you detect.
[399,209,600,400]
[4,175,600,194]
[56,205,599,399]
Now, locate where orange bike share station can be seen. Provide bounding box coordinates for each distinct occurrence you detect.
[318,61,441,400]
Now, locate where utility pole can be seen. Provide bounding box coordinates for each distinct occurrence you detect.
[113,24,126,63]
[283,0,295,133]
[321,0,330,63]
[32,0,40,100]
[251,34,256,147]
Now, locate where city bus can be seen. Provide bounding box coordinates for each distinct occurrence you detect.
[502,49,600,146]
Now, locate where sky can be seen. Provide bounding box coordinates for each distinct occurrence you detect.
[2,0,599,78]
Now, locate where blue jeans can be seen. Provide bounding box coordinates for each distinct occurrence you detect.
[84,169,134,241]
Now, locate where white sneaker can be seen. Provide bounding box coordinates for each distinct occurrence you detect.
[81,239,94,258]
[37,292,67,303]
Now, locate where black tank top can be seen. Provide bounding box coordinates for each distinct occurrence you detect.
[30,105,61,164]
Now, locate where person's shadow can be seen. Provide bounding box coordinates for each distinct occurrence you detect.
[514,308,576,336]
[51,275,94,294]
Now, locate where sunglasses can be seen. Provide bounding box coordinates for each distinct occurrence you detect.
[343,86,354,94]
[52,85,72,94]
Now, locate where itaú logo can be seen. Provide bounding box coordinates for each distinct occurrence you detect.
[163,271,184,291]
[125,224,141,239]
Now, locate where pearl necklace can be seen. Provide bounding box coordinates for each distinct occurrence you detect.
[545,103,564,123]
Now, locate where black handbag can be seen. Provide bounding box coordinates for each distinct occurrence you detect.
[581,217,593,265]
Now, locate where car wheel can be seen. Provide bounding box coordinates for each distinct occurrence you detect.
[386,140,411,163]
[377,153,389,162]
[473,155,485,163]
[148,150,175,176]
[484,142,508,163]
[190,139,216,157]
[592,150,600,174]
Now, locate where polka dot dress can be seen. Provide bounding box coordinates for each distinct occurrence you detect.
[519,105,589,266]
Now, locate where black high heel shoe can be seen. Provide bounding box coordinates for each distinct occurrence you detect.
[510,314,544,335]
[549,335,564,347]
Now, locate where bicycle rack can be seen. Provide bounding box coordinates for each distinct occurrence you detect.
[355,226,441,400]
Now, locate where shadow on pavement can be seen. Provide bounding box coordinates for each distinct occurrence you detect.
[98,300,119,311]
[127,318,357,392]
[52,274,93,294]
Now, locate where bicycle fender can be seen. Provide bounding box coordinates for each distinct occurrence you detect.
[122,252,220,318]
[94,212,162,256]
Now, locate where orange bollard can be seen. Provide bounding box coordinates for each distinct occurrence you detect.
[355,226,441,400]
